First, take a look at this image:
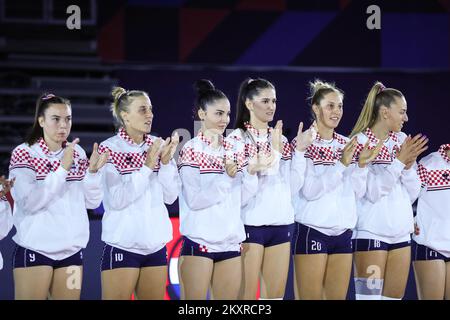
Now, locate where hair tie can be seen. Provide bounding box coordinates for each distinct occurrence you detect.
[42,93,55,101]
[117,91,128,101]
[377,84,386,94]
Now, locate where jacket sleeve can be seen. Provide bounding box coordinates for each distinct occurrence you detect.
[102,162,154,210]
[400,163,421,203]
[241,167,258,207]
[157,159,181,205]
[10,152,69,215]
[178,145,233,210]
[365,159,405,203]
[289,139,307,195]
[346,164,369,199]
[302,159,347,201]
[0,198,13,240]
[83,170,104,209]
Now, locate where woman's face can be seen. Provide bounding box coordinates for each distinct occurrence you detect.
[39,103,72,145]
[247,88,277,124]
[199,97,231,135]
[121,95,154,134]
[313,91,343,130]
[384,96,408,132]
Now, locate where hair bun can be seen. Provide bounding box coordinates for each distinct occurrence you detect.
[194,79,215,95]
[112,86,127,101]
[309,80,334,96]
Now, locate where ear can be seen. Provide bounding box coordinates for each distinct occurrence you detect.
[379,105,389,120]
[38,116,45,128]
[197,108,205,121]
[312,104,320,119]
[120,110,128,123]
[245,99,253,112]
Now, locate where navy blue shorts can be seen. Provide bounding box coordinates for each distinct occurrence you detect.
[243,223,294,248]
[180,237,240,263]
[13,245,83,269]
[101,244,167,271]
[352,238,411,252]
[412,240,450,262]
[293,223,352,255]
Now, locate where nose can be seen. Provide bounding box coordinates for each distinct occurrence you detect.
[404,113,408,122]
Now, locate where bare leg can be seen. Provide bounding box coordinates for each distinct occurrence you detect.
[294,253,327,300]
[50,266,83,300]
[101,268,140,300]
[211,256,242,300]
[14,266,53,300]
[239,243,264,300]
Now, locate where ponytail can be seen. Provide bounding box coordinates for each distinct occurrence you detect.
[110,86,149,128]
[192,79,227,120]
[234,78,274,130]
[350,82,403,137]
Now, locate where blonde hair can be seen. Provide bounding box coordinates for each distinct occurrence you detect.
[350,82,404,138]
[308,79,344,120]
[110,86,149,128]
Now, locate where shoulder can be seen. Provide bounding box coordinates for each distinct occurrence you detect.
[225,129,245,142]
[334,132,349,146]
[354,132,369,145]
[11,143,33,160]
[98,135,120,152]
[73,144,87,158]
[394,131,407,144]
[181,137,198,150]
[419,151,440,167]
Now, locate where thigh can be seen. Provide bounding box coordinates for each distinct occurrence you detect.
[323,253,353,300]
[101,268,140,300]
[445,261,450,300]
[211,256,242,300]
[260,242,291,299]
[239,243,264,300]
[178,255,213,300]
[382,246,411,298]
[353,250,387,279]
[294,253,327,300]
[50,266,83,300]
[14,266,53,300]
[413,260,446,300]
[135,265,167,300]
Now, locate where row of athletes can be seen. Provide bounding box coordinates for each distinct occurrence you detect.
[0,78,448,300]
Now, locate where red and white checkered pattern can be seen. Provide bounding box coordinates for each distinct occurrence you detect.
[305,144,341,165]
[118,127,153,146]
[9,142,88,181]
[417,163,429,187]
[439,144,450,164]
[179,132,250,173]
[199,244,208,252]
[244,122,272,138]
[243,123,291,161]
[178,145,224,173]
[426,169,450,190]
[304,132,347,165]
[98,128,161,174]
[353,128,400,164]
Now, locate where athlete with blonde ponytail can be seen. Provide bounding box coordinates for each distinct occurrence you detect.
[99,87,180,299]
[351,82,428,300]
[292,80,381,300]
